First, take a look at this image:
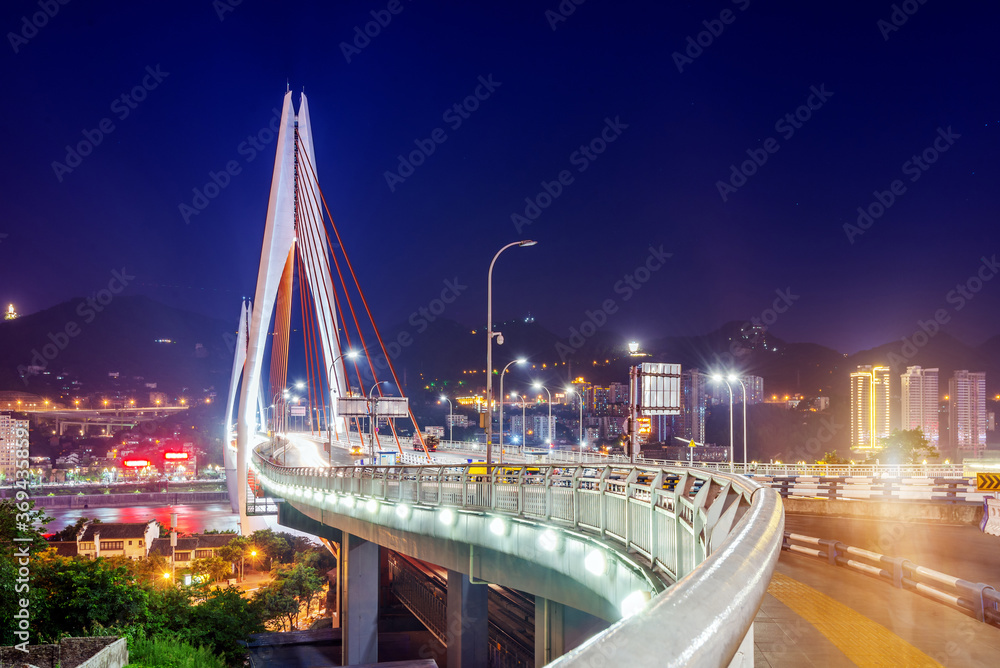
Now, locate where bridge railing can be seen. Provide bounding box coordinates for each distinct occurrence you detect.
[784,532,1000,626]
[251,450,784,666]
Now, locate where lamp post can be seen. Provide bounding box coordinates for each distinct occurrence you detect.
[711,374,735,465]
[440,396,454,442]
[328,350,359,450]
[532,383,553,448]
[512,393,528,451]
[729,374,748,464]
[486,240,537,465]
[566,385,588,449]
[498,359,526,463]
[367,381,389,454]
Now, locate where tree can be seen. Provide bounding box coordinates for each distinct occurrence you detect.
[873,428,938,465]
[250,529,290,570]
[818,451,849,465]
[0,499,54,646]
[217,535,250,581]
[252,581,299,631]
[191,555,232,582]
[49,516,100,541]
[31,554,149,641]
[276,561,325,621]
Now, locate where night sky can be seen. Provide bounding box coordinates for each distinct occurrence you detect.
[2,0,998,355]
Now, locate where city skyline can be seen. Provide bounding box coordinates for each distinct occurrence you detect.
[2,3,999,358]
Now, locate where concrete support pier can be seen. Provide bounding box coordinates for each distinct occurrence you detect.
[342,533,379,665]
[446,569,489,667]
[534,597,565,667]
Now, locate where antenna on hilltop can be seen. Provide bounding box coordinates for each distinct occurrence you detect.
[286,79,290,93]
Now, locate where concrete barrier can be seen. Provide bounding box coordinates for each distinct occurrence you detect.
[783,497,984,525]
[29,491,229,509]
[982,498,1000,536]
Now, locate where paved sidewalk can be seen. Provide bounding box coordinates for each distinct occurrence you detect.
[754,553,1000,667]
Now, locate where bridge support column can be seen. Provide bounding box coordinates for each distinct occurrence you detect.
[446,569,489,668]
[342,533,378,665]
[534,596,565,667]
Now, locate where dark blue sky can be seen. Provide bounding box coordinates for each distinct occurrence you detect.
[2,0,998,355]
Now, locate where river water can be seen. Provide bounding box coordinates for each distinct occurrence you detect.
[41,503,243,535]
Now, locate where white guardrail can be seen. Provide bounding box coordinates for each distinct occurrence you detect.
[251,448,785,667]
[784,533,1000,626]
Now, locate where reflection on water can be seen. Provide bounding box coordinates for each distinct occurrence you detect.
[41,503,240,535]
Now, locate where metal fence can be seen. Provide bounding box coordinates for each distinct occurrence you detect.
[764,476,986,503]
[251,449,784,667]
[783,532,1000,626]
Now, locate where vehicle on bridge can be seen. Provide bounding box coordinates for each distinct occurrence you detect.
[413,433,439,452]
[349,444,363,457]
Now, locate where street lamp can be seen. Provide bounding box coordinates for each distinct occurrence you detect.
[565,384,588,449]
[532,383,553,448]
[440,396,454,442]
[485,240,537,464]
[368,381,389,453]
[328,350,360,448]
[499,359,526,463]
[711,374,734,465]
[729,374,748,464]
[512,393,528,450]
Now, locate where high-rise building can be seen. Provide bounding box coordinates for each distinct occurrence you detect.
[0,413,30,480]
[900,366,939,445]
[532,415,556,443]
[609,382,629,405]
[680,369,707,444]
[850,365,891,450]
[740,375,765,405]
[949,371,986,455]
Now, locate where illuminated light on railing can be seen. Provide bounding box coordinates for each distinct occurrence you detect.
[620,590,651,618]
[585,549,607,575]
[366,498,379,513]
[439,508,455,526]
[489,517,507,536]
[396,504,411,519]
[341,494,355,509]
[326,493,337,506]
[539,529,560,551]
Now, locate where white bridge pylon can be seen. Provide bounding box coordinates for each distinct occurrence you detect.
[230,91,347,531]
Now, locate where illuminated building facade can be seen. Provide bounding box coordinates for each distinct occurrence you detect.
[850,365,891,450]
[0,413,29,480]
[900,366,939,446]
[949,370,986,455]
[680,369,707,444]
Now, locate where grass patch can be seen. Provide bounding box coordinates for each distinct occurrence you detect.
[125,634,227,668]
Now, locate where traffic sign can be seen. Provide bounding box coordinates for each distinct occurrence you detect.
[976,472,1000,491]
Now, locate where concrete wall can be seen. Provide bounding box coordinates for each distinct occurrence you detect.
[783,498,984,524]
[28,491,229,509]
[0,636,126,668]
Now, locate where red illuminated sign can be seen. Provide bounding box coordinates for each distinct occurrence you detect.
[123,459,150,468]
[164,452,189,460]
